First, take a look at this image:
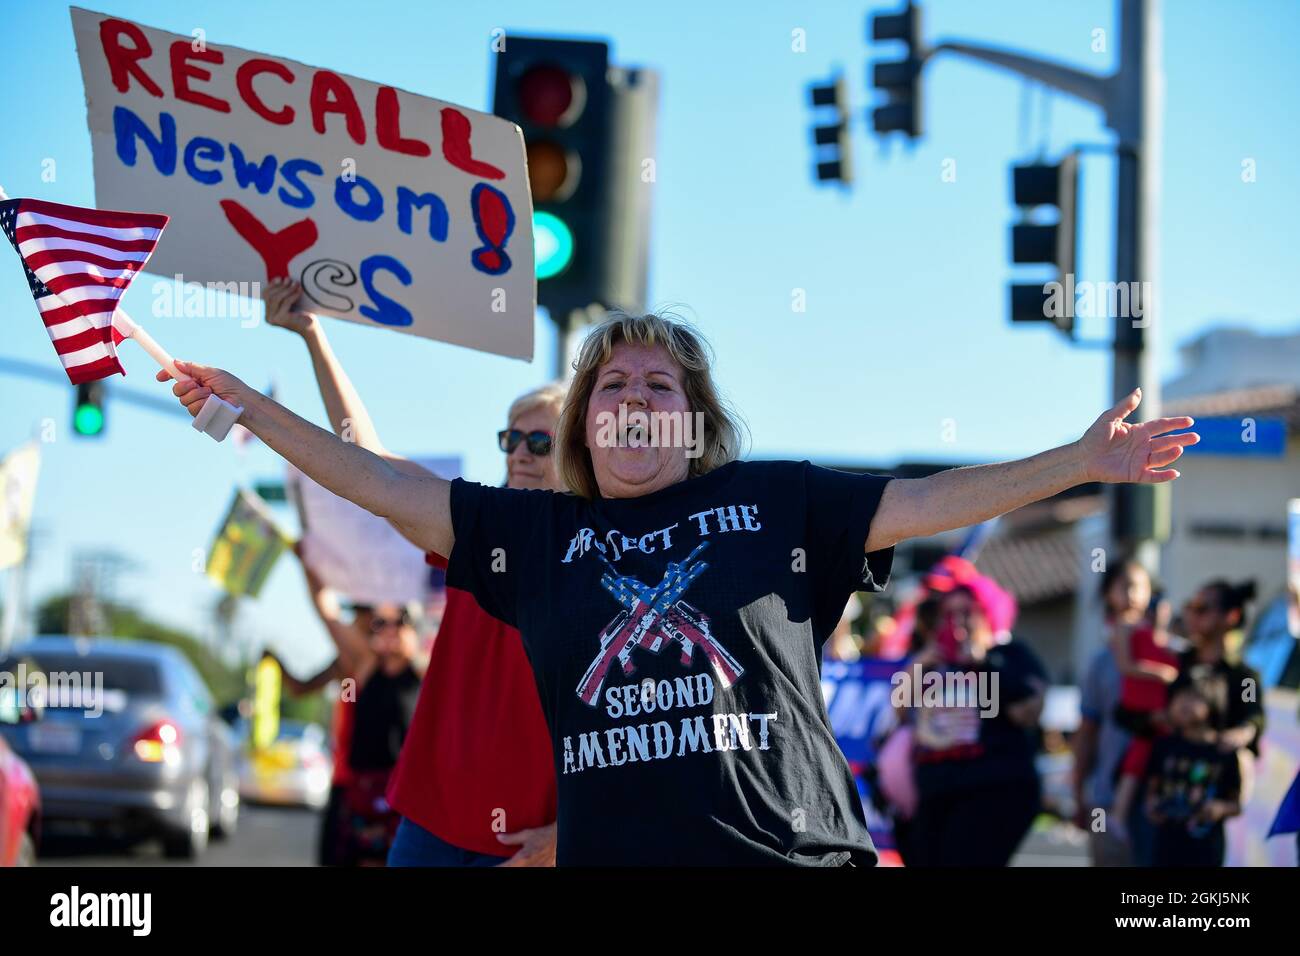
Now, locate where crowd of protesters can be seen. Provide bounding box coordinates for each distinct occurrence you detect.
[287,528,1285,868]
[1071,563,1277,867]
[191,281,1290,868]
[853,553,1287,867]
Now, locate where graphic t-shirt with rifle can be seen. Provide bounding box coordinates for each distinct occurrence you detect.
[446,459,894,865]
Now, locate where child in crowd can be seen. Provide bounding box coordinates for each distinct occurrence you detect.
[1106,567,1179,842]
[1143,683,1242,866]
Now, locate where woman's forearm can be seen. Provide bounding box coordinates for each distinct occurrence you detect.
[320,619,372,677]
[240,389,452,555]
[300,322,386,452]
[281,659,340,696]
[242,388,394,512]
[296,322,442,555]
[869,441,1088,550]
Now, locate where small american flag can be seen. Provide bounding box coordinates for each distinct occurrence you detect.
[0,196,167,384]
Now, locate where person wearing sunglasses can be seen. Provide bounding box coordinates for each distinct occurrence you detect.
[258,279,563,868]
[163,306,1197,866]
[266,543,379,866]
[1173,581,1266,759]
[499,427,553,457]
[277,540,424,865]
[340,599,424,865]
[262,600,373,868]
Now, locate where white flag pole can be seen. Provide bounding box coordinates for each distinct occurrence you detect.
[113,309,187,382]
[114,310,244,442]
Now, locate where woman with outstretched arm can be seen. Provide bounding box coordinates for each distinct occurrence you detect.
[159,311,1197,866]
[261,279,562,867]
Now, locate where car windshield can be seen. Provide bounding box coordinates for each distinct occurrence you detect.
[1,653,164,701]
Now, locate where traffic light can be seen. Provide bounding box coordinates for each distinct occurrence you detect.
[72,381,105,437]
[808,75,852,185]
[1009,155,1079,334]
[601,65,659,315]
[869,3,923,139]
[492,37,614,320]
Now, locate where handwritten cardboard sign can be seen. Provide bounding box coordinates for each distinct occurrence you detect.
[289,457,461,605]
[72,7,535,359]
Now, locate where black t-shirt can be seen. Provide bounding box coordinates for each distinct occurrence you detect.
[1172,651,1266,756]
[348,664,421,772]
[445,459,894,866]
[912,640,1048,796]
[1144,732,1241,864]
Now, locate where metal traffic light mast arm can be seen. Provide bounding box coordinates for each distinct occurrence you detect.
[915,0,1165,567]
[921,0,1154,149]
[923,41,1111,115]
[0,355,190,420]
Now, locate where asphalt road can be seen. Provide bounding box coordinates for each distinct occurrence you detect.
[37,804,319,867]
[34,805,1089,867]
[1010,820,1091,866]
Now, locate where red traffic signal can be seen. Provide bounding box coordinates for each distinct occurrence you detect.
[492,37,612,317]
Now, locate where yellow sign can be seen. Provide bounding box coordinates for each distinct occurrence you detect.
[252,656,281,751]
[0,443,40,571]
[207,489,291,598]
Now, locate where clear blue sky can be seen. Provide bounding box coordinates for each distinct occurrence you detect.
[2,0,1297,671]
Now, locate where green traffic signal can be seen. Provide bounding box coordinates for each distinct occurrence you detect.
[73,402,104,436]
[73,381,106,437]
[534,211,574,280]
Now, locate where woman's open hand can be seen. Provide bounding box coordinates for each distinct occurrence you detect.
[495,823,557,867]
[1077,388,1199,484]
[263,277,317,335]
[155,360,252,418]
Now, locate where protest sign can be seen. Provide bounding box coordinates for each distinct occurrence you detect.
[207,488,292,597]
[822,657,902,852]
[288,456,460,605]
[0,443,40,571]
[71,8,535,359]
[251,655,281,751]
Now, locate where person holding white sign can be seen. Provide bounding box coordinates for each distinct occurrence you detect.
[159,311,1199,865]
[262,279,561,867]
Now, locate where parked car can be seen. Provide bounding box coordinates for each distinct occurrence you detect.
[0,714,40,866]
[0,636,239,859]
[237,719,332,810]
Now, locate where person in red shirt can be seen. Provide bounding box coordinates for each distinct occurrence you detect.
[263,279,561,866]
[1105,564,1179,843]
[266,568,374,866]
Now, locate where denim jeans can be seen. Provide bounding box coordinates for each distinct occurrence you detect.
[386,816,511,867]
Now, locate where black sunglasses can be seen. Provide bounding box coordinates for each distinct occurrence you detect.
[498,429,553,456]
[368,609,410,633]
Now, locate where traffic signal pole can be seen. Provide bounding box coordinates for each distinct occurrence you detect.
[919,0,1164,569]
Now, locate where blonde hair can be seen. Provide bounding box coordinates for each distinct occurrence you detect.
[507,381,568,428]
[555,310,747,499]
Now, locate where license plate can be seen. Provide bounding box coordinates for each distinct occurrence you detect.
[27,723,83,755]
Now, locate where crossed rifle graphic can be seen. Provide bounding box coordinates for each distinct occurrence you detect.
[575,541,745,707]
